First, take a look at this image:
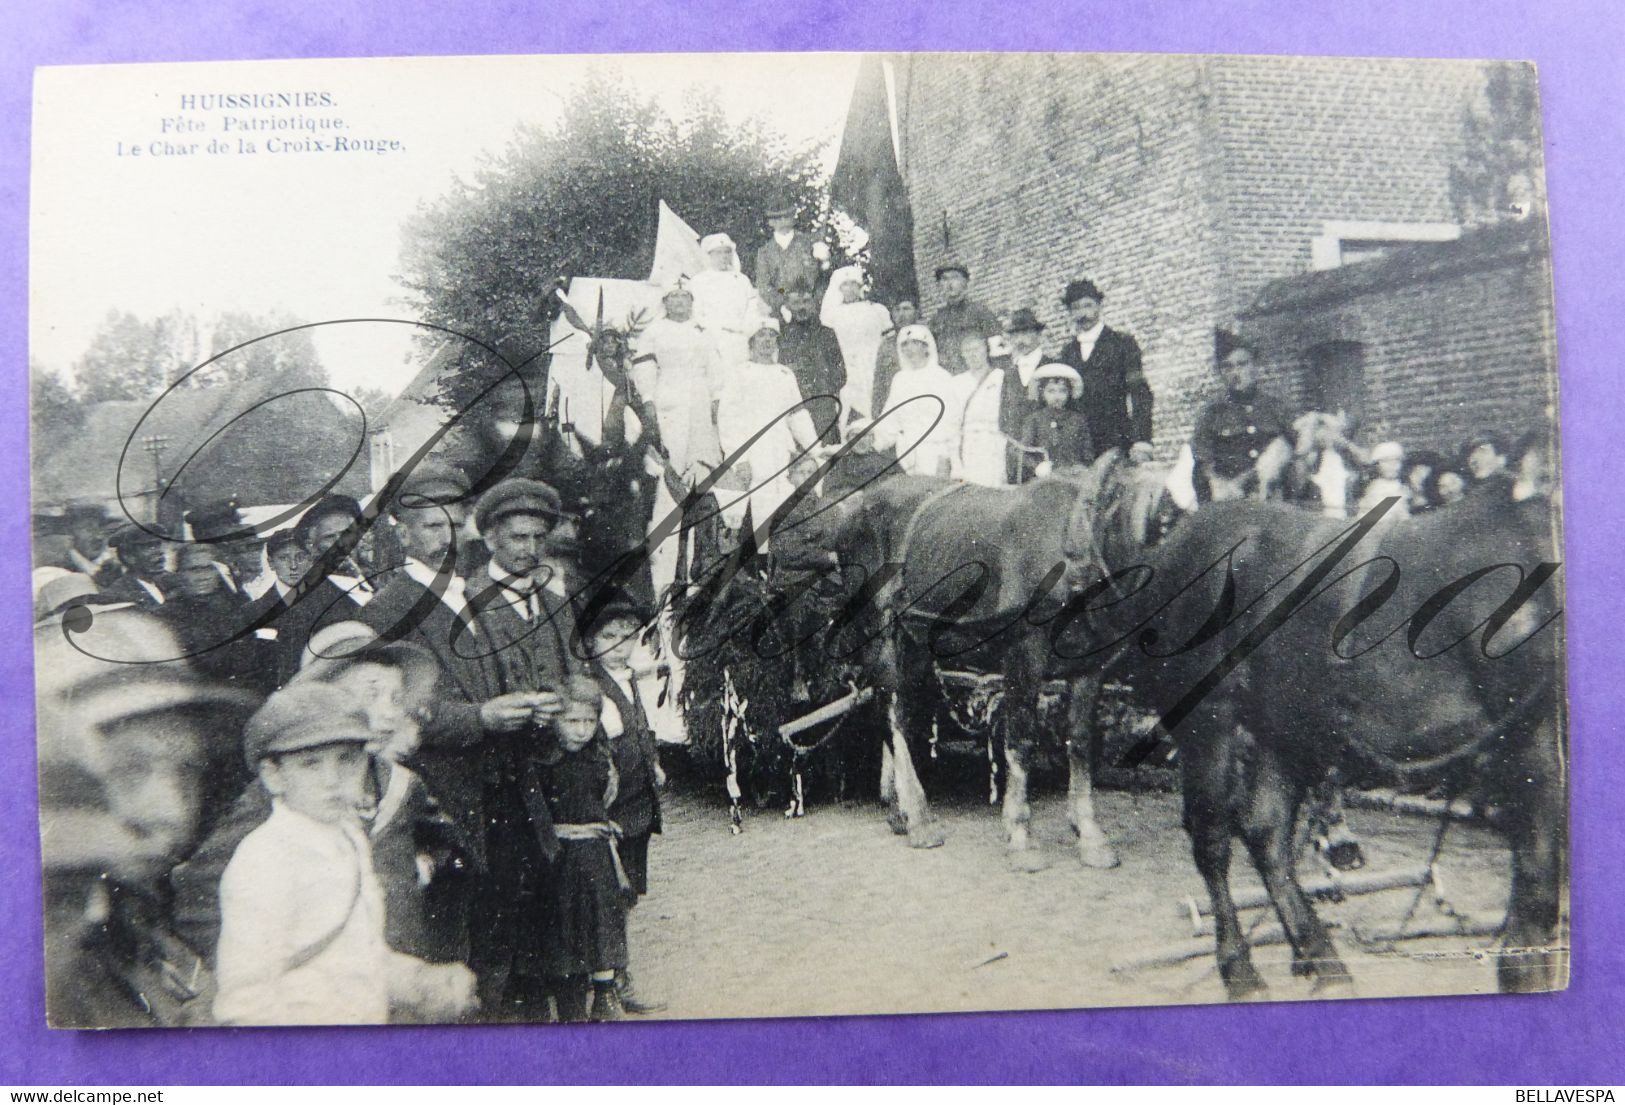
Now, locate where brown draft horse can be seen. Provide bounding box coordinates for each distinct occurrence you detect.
[812,452,1127,871]
[1115,491,1566,996]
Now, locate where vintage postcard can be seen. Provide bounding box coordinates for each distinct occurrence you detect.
[29,51,1565,1028]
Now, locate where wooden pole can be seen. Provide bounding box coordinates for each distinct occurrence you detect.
[1115,913,1504,975]
[1343,788,1501,825]
[1176,867,1431,923]
[780,686,875,741]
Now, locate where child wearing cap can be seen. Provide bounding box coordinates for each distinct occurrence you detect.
[536,678,631,1022]
[589,599,666,1014]
[212,682,477,1025]
[1356,441,1410,519]
[1016,365,1093,481]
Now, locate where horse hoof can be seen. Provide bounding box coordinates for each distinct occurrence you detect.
[1223,965,1269,1002]
[1079,844,1121,870]
[1311,974,1357,998]
[1007,849,1049,874]
[886,810,909,836]
[908,824,946,850]
[1326,841,1366,871]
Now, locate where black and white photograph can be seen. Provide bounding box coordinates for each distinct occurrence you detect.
[28,50,1566,1028]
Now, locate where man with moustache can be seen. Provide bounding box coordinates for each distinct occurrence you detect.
[102,523,174,608]
[1056,278,1154,461]
[457,477,582,1020]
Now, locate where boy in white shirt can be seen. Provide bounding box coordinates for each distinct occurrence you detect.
[213,682,477,1025]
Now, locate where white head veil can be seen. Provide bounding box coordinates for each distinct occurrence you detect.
[821,264,866,318]
[699,233,741,272]
[895,323,941,371]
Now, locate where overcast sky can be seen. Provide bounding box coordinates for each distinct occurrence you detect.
[31,52,861,396]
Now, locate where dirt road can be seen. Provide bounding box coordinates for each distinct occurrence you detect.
[629,783,1516,1021]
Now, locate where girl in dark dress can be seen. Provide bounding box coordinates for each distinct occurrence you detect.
[538,678,630,1022]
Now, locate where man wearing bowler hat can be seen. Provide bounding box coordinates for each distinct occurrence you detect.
[928,261,1001,377]
[1005,307,1050,393]
[754,196,828,317]
[1057,278,1154,460]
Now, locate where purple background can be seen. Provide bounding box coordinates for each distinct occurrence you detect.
[3,0,1621,1085]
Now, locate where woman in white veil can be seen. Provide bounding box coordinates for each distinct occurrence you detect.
[874,324,959,478]
[819,265,892,419]
[689,232,762,366]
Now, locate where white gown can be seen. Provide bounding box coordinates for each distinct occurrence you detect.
[821,298,892,418]
[876,365,960,477]
[633,315,722,475]
[715,359,819,546]
[689,269,760,366]
[952,369,1012,487]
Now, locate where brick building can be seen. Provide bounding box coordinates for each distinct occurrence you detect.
[888,53,1552,454]
[1238,215,1555,455]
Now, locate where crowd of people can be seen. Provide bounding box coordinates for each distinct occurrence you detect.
[31,196,1554,1029]
[37,468,668,1026]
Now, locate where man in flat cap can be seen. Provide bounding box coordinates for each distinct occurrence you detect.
[185,499,268,600]
[1056,278,1154,460]
[458,476,588,1017]
[928,262,1001,377]
[754,196,828,318]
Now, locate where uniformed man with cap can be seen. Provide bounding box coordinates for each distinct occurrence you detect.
[1191,329,1293,502]
[927,261,1001,377]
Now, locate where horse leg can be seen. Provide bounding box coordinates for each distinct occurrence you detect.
[1001,739,1046,871]
[1181,711,1265,999]
[1237,739,1353,994]
[1065,670,1119,869]
[871,637,907,834]
[1497,720,1568,993]
[890,634,944,849]
[880,739,906,835]
[998,640,1047,871]
[1311,769,1366,872]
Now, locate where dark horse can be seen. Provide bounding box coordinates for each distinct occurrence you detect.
[813,453,1125,870]
[1114,491,1565,996]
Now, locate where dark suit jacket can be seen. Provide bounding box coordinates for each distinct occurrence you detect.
[243,577,363,689]
[596,663,661,838]
[361,573,498,868]
[754,232,822,313]
[778,319,847,441]
[1058,326,1154,455]
[462,581,585,867]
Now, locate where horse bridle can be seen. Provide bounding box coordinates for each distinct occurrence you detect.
[1059,457,1125,592]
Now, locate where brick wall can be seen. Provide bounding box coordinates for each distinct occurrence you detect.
[891,53,1509,455]
[1239,219,1558,457]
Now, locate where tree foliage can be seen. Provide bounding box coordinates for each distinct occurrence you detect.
[397,72,833,358]
[69,308,327,403]
[30,360,84,448]
[1450,63,1545,227]
[203,311,327,392]
[73,309,193,403]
